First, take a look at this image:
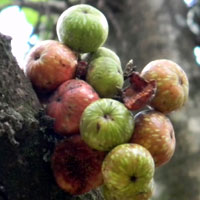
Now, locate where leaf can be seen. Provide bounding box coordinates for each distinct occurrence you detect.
[22,7,39,26]
[0,0,12,6]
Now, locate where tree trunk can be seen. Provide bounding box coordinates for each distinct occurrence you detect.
[104,0,200,200]
[0,33,103,200]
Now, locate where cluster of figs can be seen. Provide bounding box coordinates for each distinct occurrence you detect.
[23,4,189,200]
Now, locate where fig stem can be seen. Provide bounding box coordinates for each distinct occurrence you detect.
[123,59,137,80]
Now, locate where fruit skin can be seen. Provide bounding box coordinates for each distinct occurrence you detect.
[80,98,134,151]
[51,135,106,195]
[102,143,155,198]
[101,180,154,200]
[87,47,121,65]
[47,79,99,136]
[24,40,78,92]
[130,110,176,167]
[86,57,124,97]
[141,59,189,113]
[56,4,109,53]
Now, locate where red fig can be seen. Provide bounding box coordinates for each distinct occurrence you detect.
[47,79,99,136]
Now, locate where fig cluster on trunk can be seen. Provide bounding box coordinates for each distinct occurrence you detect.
[23,3,189,200]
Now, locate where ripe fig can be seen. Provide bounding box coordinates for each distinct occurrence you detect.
[47,79,99,136]
[24,40,78,92]
[51,135,106,195]
[141,59,189,113]
[130,110,176,167]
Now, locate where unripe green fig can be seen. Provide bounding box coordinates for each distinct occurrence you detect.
[88,47,121,65]
[56,4,109,53]
[86,57,124,97]
[80,98,134,151]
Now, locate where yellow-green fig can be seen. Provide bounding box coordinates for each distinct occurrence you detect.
[101,180,154,200]
[102,143,155,198]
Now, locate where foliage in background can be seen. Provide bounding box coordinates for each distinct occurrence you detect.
[1,0,200,66]
[0,0,125,43]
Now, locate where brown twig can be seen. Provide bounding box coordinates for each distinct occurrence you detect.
[123,59,137,79]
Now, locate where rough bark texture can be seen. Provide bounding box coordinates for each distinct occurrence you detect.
[0,33,103,200]
[1,0,200,200]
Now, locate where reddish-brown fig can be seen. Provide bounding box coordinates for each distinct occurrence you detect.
[24,40,78,92]
[51,135,106,195]
[130,110,176,167]
[46,79,99,136]
[141,59,189,113]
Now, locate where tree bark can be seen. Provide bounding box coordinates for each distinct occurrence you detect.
[104,1,200,200]
[0,33,103,200]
